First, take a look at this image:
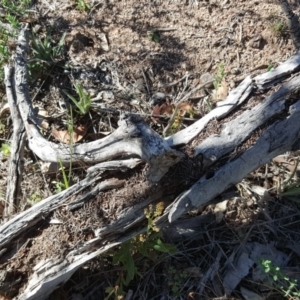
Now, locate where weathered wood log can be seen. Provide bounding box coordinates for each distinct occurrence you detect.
[2,24,300,300]
[4,66,26,217]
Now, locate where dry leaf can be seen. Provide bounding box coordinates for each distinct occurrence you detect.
[152,102,194,122]
[214,200,228,223]
[52,125,87,144]
[212,79,229,102]
[40,162,59,174]
[152,103,173,121]
[33,105,50,130]
[178,102,193,116]
[0,294,12,300]
[98,32,109,52]
[0,103,10,116]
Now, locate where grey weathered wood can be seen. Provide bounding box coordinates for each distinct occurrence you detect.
[0,175,100,250]
[194,75,300,162]
[255,51,300,89]
[4,66,26,217]
[165,75,253,147]
[167,100,300,222]
[13,27,182,183]
[86,158,142,175]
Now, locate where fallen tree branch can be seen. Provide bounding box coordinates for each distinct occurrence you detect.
[167,99,300,222]
[2,24,300,300]
[4,66,26,217]
[12,26,182,183]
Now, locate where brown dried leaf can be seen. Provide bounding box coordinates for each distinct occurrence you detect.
[0,103,10,116]
[178,102,192,111]
[52,125,87,144]
[152,103,174,121]
[212,79,229,102]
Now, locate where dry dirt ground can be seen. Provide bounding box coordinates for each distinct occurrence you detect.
[1,0,300,299]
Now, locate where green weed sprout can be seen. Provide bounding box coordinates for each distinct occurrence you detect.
[260,259,300,298]
[28,191,42,205]
[1,0,31,15]
[105,202,177,299]
[280,159,300,203]
[5,14,19,28]
[1,143,10,156]
[0,0,31,79]
[148,30,160,42]
[168,266,188,296]
[52,159,70,193]
[75,0,90,11]
[213,63,225,90]
[30,31,66,73]
[64,83,91,115]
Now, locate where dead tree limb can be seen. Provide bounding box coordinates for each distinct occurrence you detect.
[1,26,300,299]
[4,66,26,217]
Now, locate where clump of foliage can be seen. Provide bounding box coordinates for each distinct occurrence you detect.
[28,191,42,205]
[167,266,188,296]
[267,13,288,37]
[64,82,92,115]
[260,259,300,298]
[1,142,10,156]
[75,0,90,11]
[148,30,160,43]
[0,0,31,79]
[105,202,177,299]
[29,31,66,77]
[213,63,225,90]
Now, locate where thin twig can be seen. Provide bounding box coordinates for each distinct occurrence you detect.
[158,74,190,88]
[141,68,150,96]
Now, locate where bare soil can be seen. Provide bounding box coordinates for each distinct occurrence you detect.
[1,0,300,299]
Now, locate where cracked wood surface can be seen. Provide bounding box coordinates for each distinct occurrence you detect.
[4,66,26,217]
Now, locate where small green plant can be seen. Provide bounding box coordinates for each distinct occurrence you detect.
[75,0,90,11]
[272,20,287,36]
[0,28,13,80]
[29,31,66,74]
[105,203,177,300]
[148,30,160,43]
[52,159,70,193]
[0,122,5,134]
[1,142,10,156]
[52,108,76,193]
[0,0,31,79]
[267,64,275,72]
[267,13,288,37]
[213,63,225,90]
[5,13,20,28]
[167,266,187,296]
[28,191,42,205]
[64,83,92,115]
[1,0,31,15]
[260,259,300,298]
